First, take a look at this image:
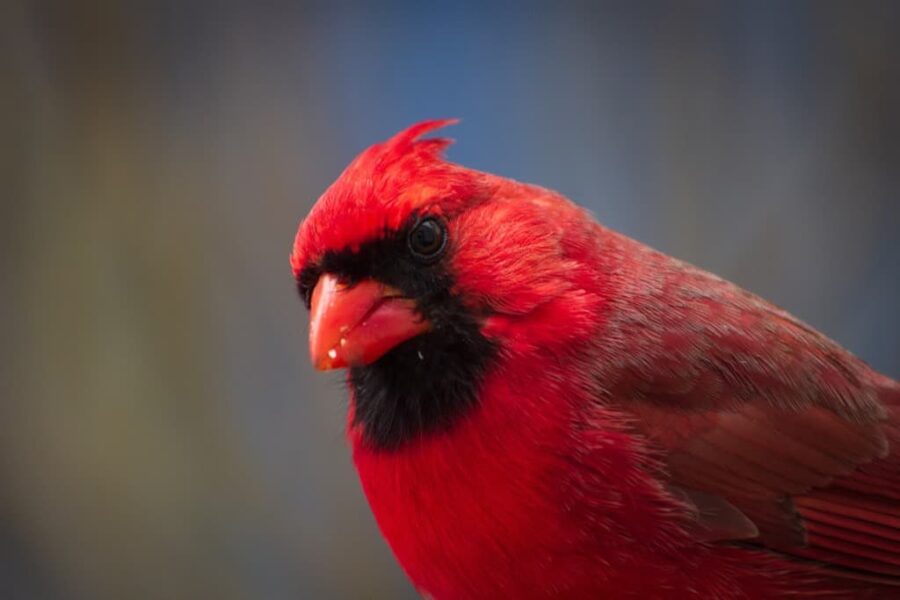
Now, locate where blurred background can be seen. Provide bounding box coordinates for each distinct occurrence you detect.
[2,1,898,598]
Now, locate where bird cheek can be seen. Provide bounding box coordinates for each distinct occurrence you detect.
[481,294,603,356]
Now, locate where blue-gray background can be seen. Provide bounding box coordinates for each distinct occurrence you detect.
[3,2,898,598]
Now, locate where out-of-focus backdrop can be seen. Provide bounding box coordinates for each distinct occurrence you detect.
[2,1,898,598]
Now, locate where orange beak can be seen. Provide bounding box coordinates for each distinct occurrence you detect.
[308,274,431,370]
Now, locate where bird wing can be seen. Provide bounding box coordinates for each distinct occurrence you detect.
[604,251,900,585]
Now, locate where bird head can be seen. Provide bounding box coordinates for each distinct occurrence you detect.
[292,120,604,449]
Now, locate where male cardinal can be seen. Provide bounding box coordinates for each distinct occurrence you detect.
[291,120,899,598]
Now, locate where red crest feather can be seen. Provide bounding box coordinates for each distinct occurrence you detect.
[291,119,466,275]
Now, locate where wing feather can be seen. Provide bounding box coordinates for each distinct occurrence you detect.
[600,249,900,585]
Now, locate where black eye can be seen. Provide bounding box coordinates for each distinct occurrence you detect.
[407,217,447,261]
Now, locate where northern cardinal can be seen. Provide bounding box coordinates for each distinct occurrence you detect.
[291,120,899,598]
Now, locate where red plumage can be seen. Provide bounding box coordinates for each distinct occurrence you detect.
[292,121,900,598]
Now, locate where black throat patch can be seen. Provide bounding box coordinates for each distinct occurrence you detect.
[298,221,498,451]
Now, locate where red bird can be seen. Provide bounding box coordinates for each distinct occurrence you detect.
[291,120,900,598]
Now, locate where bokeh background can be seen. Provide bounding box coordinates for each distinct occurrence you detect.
[3,1,898,598]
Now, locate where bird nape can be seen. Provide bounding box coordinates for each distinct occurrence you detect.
[291,120,900,599]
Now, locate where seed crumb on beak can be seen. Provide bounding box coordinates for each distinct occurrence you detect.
[308,274,432,370]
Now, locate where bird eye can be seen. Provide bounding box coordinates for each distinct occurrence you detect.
[407,217,447,261]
